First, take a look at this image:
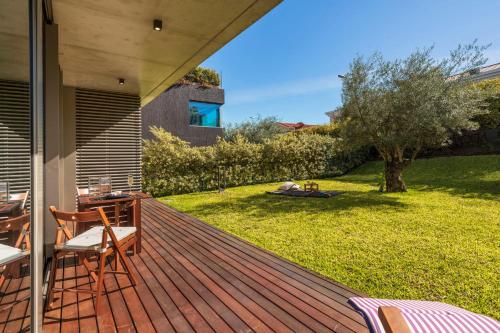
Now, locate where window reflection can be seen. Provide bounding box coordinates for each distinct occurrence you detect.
[189,100,221,127]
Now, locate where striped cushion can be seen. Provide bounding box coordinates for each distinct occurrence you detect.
[349,297,500,333]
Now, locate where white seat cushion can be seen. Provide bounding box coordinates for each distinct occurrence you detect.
[61,226,136,251]
[0,243,28,266]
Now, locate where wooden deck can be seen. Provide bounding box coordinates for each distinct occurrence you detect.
[1,198,368,332]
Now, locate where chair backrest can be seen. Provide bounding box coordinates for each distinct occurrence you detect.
[115,199,136,226]
[0,214,31,250]
[50,206,128,250]
[76,186,89,196]
[49,206,102,243]
[80,198,136,227]
[96,207,124,248]
[9,191,29,210]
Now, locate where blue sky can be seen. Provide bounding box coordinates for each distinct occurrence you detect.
[202,0,500,125]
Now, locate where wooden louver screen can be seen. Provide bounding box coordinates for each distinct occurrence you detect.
[76,88,141,192]
[0,80,30,197]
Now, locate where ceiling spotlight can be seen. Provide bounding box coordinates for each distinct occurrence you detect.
[118,78,125,85]
[153,19,162,31]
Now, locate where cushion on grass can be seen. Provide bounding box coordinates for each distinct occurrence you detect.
[0,243,28,266]
[61,226,136,251]
[349,297,500,333]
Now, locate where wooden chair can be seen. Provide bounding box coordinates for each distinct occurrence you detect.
[304,182,319,192]
[9,190,29,212]
[47,206,137,315]
[0,214,30,311]
[378,306,412,333]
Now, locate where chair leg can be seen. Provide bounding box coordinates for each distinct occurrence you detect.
[82,257,99,282]
[116,246,137,286]
[46,254,58,309]
[114,253,119,272]
[94,252,107,316]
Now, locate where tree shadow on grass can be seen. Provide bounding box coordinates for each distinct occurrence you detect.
[334,156,500,201]
[184,190,407,220]
[410,179,499,200]
[334,176,500,200]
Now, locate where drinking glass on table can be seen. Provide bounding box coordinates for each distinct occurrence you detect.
[99,176,112,194]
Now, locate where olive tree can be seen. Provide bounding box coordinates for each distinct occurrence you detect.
[339,42,489,192]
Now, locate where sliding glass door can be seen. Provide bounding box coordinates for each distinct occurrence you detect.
[0,0,33,331]
[0,0,44,331]
[29,0,45,331]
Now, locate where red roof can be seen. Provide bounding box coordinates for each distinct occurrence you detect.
[276,122,314,130]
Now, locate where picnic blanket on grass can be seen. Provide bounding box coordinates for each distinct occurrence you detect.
[266,190,342,198]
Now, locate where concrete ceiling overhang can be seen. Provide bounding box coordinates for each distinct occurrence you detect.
[51,0,282,106]
[0,1,30,82]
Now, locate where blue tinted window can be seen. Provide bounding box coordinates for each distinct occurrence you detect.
[189,101,221,127]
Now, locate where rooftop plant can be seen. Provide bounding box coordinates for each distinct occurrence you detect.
[177,66,221,87]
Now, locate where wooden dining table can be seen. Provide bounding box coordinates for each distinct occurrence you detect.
[0,202,22,219]
[77,192,149,253]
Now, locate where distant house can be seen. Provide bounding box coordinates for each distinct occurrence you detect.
[142,83,224,146]
[325,107,343,123]
[449,62,500,82]
[276,122,314,131]
[464,62,500,82]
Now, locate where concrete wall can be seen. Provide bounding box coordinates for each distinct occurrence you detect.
[60,86,77,211]
[44,23,61,249]
[142,84,224,146]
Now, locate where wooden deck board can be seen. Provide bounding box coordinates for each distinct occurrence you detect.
[141,206,356,332]
[143,202,366,327]
[0,198,368,332]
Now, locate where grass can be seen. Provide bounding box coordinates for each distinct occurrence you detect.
[160,155,500,319]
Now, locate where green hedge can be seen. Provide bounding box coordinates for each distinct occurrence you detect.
[142,126,368,196]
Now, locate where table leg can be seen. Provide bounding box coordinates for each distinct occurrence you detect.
[114,204,120,225]
[134,199,142,253]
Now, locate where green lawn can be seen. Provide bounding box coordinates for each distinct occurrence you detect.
[160,155,500,319]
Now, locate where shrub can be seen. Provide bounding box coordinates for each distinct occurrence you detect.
[143,127,369,196]
[470,78,500,129]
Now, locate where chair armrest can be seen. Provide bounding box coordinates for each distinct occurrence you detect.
[378,306,412,333]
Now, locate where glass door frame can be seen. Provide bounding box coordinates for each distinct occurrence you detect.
[29,0,44,331]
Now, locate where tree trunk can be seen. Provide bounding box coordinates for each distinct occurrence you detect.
[384,159,408,192]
